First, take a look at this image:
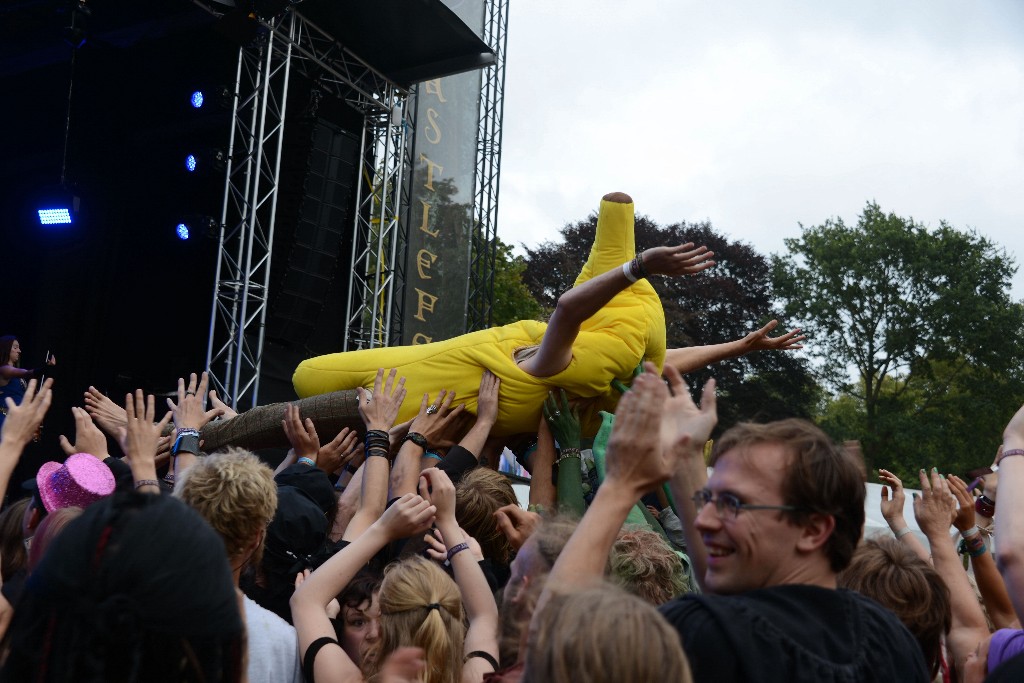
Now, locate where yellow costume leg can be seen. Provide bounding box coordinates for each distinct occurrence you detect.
[573,192,637,286]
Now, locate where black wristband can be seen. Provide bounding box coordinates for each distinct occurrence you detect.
[172,433,201,457]
[402,432,428,449]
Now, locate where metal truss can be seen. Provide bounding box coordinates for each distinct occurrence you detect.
[342,94,414,350]
[467,0,510,331]
[203,6,411,406]
[205,16,294,410]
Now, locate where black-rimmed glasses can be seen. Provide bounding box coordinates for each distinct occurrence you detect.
[691,489,803,520]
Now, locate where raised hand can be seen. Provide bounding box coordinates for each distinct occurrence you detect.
[121,389,173,491]
[282,403,320,461]
[207,389,238,420]
[542,388,581,448]
[1,378,53,450]
[167,372,222,432]
[375,492,436,541]
[358,368,407,431]
[418,467,457,524]
[84,386,128,442]
[493,504,540,550]
[423,527,484,564]
[661,364,717,457]
[741,319,806,352]
[408,389,464,446]
[317,427,360,475]
[476,370,501,425]
[59,406,109,459]
[948,474,977,533]
[641,243,716,278]
[604,367,673,497]
[912,468,956,538]
[878,469,908,525]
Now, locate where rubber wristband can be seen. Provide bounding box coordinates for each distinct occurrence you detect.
[894,527,913,539]
[297,456,316,468]
[447,542,470,562]
[961,525,980,539]
[621,261,638,283]
[423,451,443,461]
[134,479,160,490]
[997,448,1024,466]
[402,432,428,449]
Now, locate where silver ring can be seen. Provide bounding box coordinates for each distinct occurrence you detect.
[186,391,196,396]
[552,411,561,418]
[426,405,439,415]
[365,390,373,404]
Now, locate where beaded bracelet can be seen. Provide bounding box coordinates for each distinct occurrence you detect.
[447,542,470,562]
[134,479,160,490]
[557,447,581,464]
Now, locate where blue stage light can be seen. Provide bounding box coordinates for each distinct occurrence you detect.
[176,223,190,240]
[191,90,204,108]
[38,208,73,225]
[185,154,197,172]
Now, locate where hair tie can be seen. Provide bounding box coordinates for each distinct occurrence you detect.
[426,603,441,612]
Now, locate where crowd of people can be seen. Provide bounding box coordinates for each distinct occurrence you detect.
[2,194,1024,682]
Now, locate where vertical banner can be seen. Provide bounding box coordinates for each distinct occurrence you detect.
[402,0,486,345]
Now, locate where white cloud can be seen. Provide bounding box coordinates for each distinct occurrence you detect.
[497,1,1024,297]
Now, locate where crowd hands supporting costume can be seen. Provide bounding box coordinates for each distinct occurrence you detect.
[4,243,1024,682]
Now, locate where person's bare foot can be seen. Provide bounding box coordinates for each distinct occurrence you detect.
[84,386,128,441]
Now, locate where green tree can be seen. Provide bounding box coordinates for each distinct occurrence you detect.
[773,201,1024,474]
[490,237,543,326]
[523,213,820,431]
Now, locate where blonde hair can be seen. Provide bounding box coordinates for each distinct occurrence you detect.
[523,583,692,683]
[369,556,465,683]
[456,468,518,564]
[610,527,688,604]
[175,448,278,563]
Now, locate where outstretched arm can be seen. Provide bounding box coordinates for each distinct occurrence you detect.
[663,320,804,375]
[519,244,715,378]
[996,402,1024,624]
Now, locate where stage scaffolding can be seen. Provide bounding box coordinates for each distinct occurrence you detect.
[467,0,510,332]
[202,1,505,408]
[203,7,411,409]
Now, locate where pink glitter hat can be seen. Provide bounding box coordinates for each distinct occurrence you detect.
[36,453,116,513]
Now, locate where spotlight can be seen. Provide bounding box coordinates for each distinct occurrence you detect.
[176,215,219,240]
[191,91,205,108]
[185,154,198,172]
[38,208,73,225]
[176,223,191,240]
[35,190,80,226]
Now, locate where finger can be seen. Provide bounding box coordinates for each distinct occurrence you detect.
[418,392,429,415]
[384,367,398,395]
[418,475,430,500]
[756,320,779,336]
[156,410,173,432]
[700,378,717,413]
[187,372,199,394]
[373,368,385,394]
[493,510,516,538]
[177,376,186,403]
[197,372,210,400]
[918,468,931,492]
[304,417,319,441]
[125,393,136,420]
[146,393,156,423]
[881,485,889,501]
[59,435,75,456]
[440,389,456,410]
[662,363,689,398]
[560,388,570,412]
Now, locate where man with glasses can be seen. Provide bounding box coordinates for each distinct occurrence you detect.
[653,369,929,682]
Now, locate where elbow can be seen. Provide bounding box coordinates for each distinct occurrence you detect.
[995,545,1024,577]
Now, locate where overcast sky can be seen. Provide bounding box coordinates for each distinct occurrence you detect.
[495,0,1024,299]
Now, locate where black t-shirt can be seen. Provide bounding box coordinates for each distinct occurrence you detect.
[658,584,929,683]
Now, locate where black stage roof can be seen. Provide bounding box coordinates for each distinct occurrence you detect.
[1,0,495,87]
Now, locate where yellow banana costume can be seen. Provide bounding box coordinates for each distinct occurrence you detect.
[292,195,666,436]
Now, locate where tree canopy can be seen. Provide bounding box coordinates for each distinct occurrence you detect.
[773,201,1024,477]
[522,213,818,431]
